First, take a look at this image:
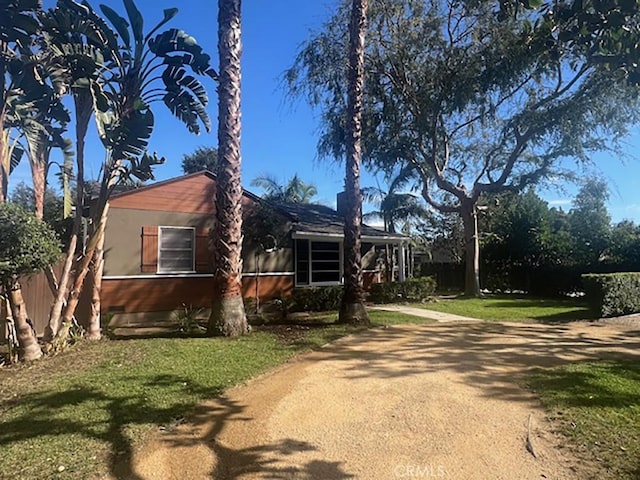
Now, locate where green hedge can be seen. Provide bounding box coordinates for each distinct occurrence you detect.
[368,277,437,304]
[290,286,343,312]
[582,273,640,318]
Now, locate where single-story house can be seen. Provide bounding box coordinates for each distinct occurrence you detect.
[100,171,410,324]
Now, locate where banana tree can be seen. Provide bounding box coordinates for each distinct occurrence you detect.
[39,0,120,342]
[56,0,216,342]
[0,0,42,202]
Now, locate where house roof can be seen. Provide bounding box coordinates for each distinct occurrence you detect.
[272,201,408,242]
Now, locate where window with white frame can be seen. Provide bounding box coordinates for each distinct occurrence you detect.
[295,239,342,286]
[158,227,195,273]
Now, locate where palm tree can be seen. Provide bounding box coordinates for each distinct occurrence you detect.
[363,168,429,281]
[251,173,318,203]
[339,0,370,325]
[208,0,248,337]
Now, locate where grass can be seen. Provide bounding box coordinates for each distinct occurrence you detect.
[0,309,433,480]
[528,361,640,480]
[419,294,594,322]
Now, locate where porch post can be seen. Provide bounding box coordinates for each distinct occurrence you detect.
[398,241,406,282]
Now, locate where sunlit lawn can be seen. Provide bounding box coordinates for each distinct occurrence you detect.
[529,361,640,480]
[419,294,595,322]
[0,309,432,480]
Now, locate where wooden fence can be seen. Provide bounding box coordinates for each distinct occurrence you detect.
[0,262,91,339]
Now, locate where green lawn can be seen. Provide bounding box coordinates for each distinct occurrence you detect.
[420,294,594,322]
[528,361,640,480]
[0,310,432,480]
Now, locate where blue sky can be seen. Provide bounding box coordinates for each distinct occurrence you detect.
[11,0,640,223]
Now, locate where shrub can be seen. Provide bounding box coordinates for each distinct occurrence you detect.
[582,273,640,318]
[290,286,343,312]
[368,277,437,304]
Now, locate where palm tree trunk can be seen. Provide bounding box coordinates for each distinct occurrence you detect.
[461,202,481,297]
[208,0,248,337]
[5,278,42,361]
[339,0,370,325]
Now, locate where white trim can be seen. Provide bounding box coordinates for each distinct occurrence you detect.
[103,272,294,281]
[242,271,295,278]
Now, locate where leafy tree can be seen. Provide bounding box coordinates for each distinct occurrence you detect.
[10,181,72,244]
[568,178,611,267]
[287,0,640,296]
[607,220,640,270]
[209,0,249,337]
[0,203,61,361]
[250,173,318,204]
[182,146,218,174]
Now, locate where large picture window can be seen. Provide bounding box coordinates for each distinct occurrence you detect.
[295,239,341,286]
[158,227,195,273]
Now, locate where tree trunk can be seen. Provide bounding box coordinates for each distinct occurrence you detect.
[208,0,248,337]
[86,228,105,340]
[43,234,76,343]
[44,91,91,343]
[6,278,42,361]
[461,203,481,297]
[57,204,109,342]
[339,0,370,326]
[0,109,8,204]
[31,161,45,220]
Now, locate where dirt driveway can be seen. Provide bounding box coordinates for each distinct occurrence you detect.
[125,320,640,480]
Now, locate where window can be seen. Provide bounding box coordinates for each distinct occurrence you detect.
[158,227,195,273]
[295,239,342,286]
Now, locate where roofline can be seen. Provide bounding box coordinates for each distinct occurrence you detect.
[109,170,264,204]
[292,231,409,243]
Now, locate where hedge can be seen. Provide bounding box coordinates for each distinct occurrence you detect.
[290,286,343,312]
[582,272,640,318]
[368,276,437,304]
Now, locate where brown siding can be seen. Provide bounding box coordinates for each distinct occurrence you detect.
[109,173,255,214]
[101,275,294,314]
[110,174,216,214]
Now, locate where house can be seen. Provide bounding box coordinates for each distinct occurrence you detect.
[100,171,409,324]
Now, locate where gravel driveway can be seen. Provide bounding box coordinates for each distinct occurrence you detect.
[126,320,640,480]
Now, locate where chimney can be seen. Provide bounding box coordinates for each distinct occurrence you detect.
[336,191,347,218]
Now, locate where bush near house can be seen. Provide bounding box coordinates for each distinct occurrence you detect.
[290,286,343,312]
[368,277,437,304]
[582,273,640,317]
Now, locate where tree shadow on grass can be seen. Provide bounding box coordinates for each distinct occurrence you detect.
[0,373,355,480]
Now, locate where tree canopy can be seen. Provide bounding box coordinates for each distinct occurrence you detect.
[287,0,640,295]
[251,173,318,204]
[181,146,218,174]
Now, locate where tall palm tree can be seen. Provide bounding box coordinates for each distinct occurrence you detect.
[208,0,248,337]
[251,173,318,203]
[339,0,370,325]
